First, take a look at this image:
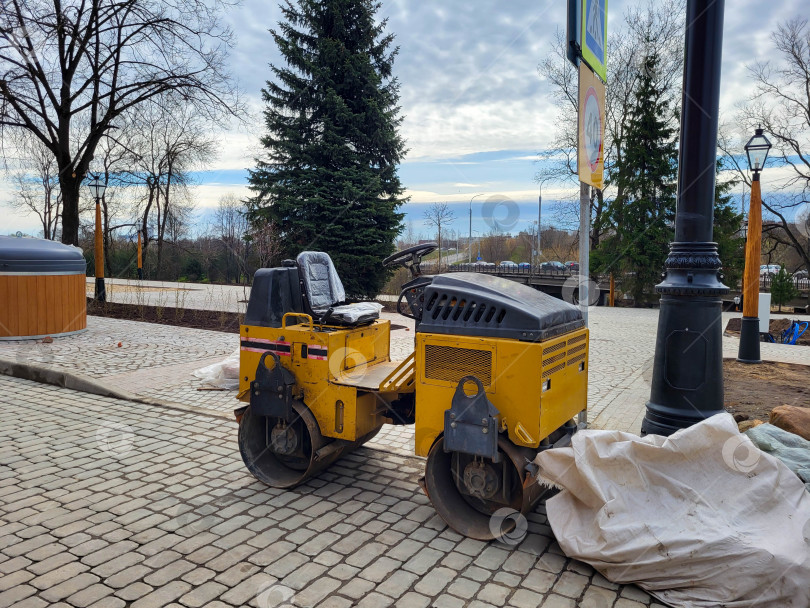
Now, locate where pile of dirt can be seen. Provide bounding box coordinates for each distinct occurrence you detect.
[724,317,810,346]
[724,359,809,422]
[87,298,242,333]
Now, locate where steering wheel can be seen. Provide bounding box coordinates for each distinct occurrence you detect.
[383,243,437,277]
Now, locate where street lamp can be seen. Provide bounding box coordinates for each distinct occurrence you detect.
[469,194,484,263]
[87,174,107,302]
[536,185,542,270]
[641,0,729,437]
[737,127,772,363]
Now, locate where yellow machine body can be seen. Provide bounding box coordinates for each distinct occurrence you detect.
[414,327,588,457]
[238,314,412,442]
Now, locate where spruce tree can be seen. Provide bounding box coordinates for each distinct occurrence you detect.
[593,53,677,304]
[770,265,799,311]
[247,0,406,298]
[713,162,745,288]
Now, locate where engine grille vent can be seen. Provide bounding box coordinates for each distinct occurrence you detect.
[567,343,586,357]
[425,294,507,327]
[424,345,492,386]
[542,362,566,378]
[568,353,586,367]
[542,341,566,356]
[542,351,566,367]
[567,333,586,346]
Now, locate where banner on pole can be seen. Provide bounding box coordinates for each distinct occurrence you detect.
[578,63,605,190]
[580,0,607,82]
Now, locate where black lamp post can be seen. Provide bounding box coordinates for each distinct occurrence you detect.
[737,128,772,363]
[88,175,107,302]
[641,0,729,436]
[469,194,483,264]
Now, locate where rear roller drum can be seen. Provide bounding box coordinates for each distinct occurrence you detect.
[239,401,341,488]
[423,436,544,541]
[238,401,382,489]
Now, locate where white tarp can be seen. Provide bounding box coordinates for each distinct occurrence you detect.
[193,349,240,389]
[535,413,810,607]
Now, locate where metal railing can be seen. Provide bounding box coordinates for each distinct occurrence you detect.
[759,274,809,291]
[442,263,576,278]
[436,263,809,293]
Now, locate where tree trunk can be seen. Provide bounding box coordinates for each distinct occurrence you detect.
[157,165,173,279]
[141,181,157,278]
[59,174,82,246]
[102,196,113,277]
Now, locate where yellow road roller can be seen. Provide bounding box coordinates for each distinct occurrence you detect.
[235,244,588,540]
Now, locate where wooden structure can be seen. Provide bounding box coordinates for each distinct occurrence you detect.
[0,236,87,340]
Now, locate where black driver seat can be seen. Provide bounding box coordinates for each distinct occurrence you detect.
[296,251,382,326]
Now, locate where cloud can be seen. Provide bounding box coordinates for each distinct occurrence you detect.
[2,0,807,233]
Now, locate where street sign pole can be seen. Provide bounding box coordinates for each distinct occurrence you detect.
[570,0,606,428]
[579,182,590,326]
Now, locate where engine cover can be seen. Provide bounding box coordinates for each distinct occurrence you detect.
[418,273,584,341]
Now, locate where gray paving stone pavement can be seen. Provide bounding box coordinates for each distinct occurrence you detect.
[1,304,806,435]
[0,375,669,608]
[1,283,807,606]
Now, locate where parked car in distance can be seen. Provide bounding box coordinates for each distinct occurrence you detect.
[499,260,518,269]
[540,261,566,272]
[518,262,532,270]
[794,269,808,280]
[565,261,580,272]
[760,264,781,277]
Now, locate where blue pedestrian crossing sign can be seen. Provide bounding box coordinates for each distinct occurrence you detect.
[580,0,607,82]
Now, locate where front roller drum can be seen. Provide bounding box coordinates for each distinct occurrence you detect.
[423,435,544,541]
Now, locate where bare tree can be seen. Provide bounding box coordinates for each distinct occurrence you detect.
[120,99,215,277]
[92,132,140,274]
[215,194,250,283]
[0,0,240,246]
[8,134,61,238]
[423,202,455,268]
[247,221,282,271]
[726,17,810,271]
[536,0,685,247]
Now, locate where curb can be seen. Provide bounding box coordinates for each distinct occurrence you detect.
[0,356,232,420]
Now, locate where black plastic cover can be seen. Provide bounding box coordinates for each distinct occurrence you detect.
[0,236,86,273]
[245,267,304,328]
[418,272,584,341]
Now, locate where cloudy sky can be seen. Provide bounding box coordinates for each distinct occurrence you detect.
[2,0,805,237]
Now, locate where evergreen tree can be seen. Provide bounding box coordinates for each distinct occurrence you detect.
[713,162,745,289]
[247,0,406,298]
[593,53,745,304]
[592,53,677,304]
[770,265,799,311]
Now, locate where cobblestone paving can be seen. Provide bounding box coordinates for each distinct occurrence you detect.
[0,317,235,378]
[0,375,664,608]
[586,308,810,433]
[1,307,806,433]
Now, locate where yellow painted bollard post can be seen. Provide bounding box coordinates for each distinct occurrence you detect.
[137,230,143,280]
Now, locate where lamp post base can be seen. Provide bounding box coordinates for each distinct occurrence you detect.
[137,268,143,280]
[737,316,761,364]
[94,277,106,302]
[641,291,727,437]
